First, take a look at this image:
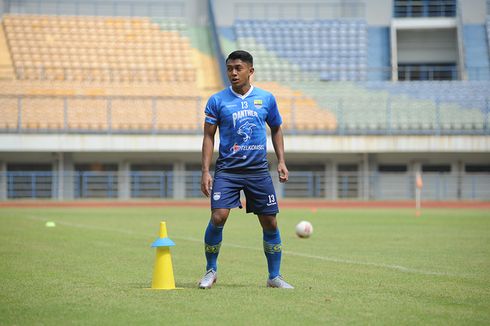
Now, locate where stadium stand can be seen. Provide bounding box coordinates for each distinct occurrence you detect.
[0,14,340,133]
[235,19,368,82]
[254,81,337,130]
[0,96,18,130]
[0,8,488,135]
[67,98,107,131]
[231,16,489,134]
[21,96,64,130]
[0,23,14,80]
[286,80,487,133]
[3,14,196,83]
[363,81,488,130]
[0,14,208,132]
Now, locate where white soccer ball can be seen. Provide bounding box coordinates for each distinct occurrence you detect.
[295,221,313,238]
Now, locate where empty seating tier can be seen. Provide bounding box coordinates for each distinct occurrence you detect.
[254,81,336,131]
[289,80,489,132]
[3,14,197,83]
[0,14,205,133]
[235,19,368,82]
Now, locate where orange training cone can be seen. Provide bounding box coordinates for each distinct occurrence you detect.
[151,222,176,290]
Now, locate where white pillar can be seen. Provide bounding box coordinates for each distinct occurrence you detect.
[55,152,64,200]
[456,160,463,200]
[0,161,6,200]
[173,161,185,199]
[53,152,74,200]
[61,153,75,200]
[329,162,338,200]
[324,161,331,199]
[362,153,370,201]
[118,161,131,200]
[390,24,398,81]
[451,161,461,200]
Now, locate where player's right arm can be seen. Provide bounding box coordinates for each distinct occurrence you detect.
[201,122,217,197]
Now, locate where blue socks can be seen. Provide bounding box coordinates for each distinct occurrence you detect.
[204,221,223,271]
[263,228,282,279]
[204,221,282,279]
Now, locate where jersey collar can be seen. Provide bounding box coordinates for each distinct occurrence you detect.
[229,85,254,100]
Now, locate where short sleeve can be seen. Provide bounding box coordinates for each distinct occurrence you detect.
[204,96,219,125]
[265,94,282,127]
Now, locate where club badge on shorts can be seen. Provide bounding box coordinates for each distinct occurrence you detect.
[213,192,221,201]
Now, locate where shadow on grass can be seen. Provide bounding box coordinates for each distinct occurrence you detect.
[173,281,250,289]
[128,281,250,289]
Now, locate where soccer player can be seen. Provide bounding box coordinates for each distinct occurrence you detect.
[199,50,293,289]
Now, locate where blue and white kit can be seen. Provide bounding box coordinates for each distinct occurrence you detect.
[204,86,282,214]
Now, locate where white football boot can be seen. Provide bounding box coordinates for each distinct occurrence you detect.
[266,276,294,289]
[198,269,217,289]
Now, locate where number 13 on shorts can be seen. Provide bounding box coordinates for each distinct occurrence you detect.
[267,194,276,206]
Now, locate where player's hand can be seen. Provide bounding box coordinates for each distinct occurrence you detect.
[277,162,289,183]
[201,171,213,197]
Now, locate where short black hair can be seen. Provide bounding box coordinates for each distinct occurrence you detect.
[226,50,253,66]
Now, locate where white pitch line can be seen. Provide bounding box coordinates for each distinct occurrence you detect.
[201,240,454,277]
[27,216,459,277]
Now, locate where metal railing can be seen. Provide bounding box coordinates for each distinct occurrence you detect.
[6,171,55,198]
[394,0,457,18]
[0,93,488,135]
[0,94,204,134]
[130,171,173,198]
[12,66,197,84]
[252,65,490,82]
[397,64,458,81]
[1,63,489,83]
[7,65,490,82]
[1,171,489,200]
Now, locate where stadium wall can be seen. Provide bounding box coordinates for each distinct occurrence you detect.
[0,0,489,201]
[463,24,490,80]
[458,0,490,80]
[367,26,390,80]
[397,29,458,63]
[1,134,489,200]
[365,0,391,26]
[459,0,487,24]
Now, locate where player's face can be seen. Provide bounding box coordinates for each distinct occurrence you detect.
[226,59,254,91]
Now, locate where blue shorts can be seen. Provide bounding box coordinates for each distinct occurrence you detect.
[211,172,279,215]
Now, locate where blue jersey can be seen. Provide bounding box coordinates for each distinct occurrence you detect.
[204,86,282,174]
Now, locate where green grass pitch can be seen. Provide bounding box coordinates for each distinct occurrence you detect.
[1,206,489,325]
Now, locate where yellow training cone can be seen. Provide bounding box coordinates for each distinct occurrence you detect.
[151,222,176,290]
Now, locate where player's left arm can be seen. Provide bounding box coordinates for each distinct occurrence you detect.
[270,125,288,183]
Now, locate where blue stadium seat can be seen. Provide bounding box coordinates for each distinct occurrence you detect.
[233,18,368,82]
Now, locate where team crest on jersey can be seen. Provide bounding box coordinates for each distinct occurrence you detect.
[254,99,263,109]
[213,192,221,201]
[237,121,256,143]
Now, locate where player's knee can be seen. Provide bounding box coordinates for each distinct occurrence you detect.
[211,209,229,226]
[263,221,278,231]
[259,214,277,230]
